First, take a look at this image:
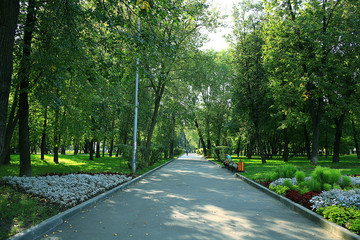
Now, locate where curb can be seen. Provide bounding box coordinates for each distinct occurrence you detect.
[8,157,178,240]
[235,173,360,240]
[206,159,359,240]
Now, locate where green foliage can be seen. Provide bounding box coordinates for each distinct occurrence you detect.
[311,166,341,189]
[272,165,298,180]
[299,186,310,195]
[308,179,322,192]
[318,206,360,234]
[269,185,290,196]
[323,183,332,191]
[295,171,306,183]
[283,179,293,189]
[212,146,231,163]
[0,185,62,239]
[149,147,163,165]
[341,176,353,189]
[173,148,184,156]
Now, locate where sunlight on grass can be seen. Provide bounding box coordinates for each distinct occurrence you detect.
[0,154,132,177]
[211,154,360,180]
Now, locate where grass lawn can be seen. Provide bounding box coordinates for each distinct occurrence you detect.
[210,154,360,181]
[0,153,177,239]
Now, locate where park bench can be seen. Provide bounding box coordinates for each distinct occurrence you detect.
[223,161,244,172]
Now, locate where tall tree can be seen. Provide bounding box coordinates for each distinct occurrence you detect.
[0,1,19,166]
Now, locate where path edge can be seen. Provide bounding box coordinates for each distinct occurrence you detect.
[205,158,359,240]
[8,157,178,240]
[235,173,360,240]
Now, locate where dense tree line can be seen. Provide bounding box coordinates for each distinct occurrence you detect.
[228,0,360,164]
[0,0,215,176]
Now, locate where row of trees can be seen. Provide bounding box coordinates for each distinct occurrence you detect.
[0,0,217,176]
[180,0,360,166]
[229,0,360,164]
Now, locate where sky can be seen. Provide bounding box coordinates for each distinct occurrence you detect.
[201,0,238,51]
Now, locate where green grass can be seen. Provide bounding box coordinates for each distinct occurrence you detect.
[0,153,177,239]
[211,154,360,181]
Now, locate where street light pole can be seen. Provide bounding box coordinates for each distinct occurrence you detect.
[132,18,140,174]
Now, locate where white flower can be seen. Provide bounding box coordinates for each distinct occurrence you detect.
[2,174,132,206]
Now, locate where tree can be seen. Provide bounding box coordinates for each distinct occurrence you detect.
[0,1,19,166]
[232,1,268,164]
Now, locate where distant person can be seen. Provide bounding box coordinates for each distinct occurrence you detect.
[186,149,189,156]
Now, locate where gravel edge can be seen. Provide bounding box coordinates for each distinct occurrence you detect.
[7,157,178,240]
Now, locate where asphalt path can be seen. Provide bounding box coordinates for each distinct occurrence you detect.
[37,154,338,240]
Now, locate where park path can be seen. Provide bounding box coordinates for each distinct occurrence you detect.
[38,154,338,240]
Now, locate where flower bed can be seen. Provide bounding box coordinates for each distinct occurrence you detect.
[2,173,132,207]
[264,167,360,235]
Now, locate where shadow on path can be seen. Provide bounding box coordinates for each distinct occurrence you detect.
[38,153,338,240]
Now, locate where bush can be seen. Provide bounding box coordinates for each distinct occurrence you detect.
[340,176,353,189]
[308,179,322,192]
[149,147,163,165]
[283,179,293,189]
[173,148,184,156]
[212,146,231,163]
[302,191,321,209]
[285,190,303,204]
[269,185,290,196]
[295,171,306,183]
[311,166,341,188]
[272,166,298,180]
[317,206,360,234]
[310,189,360,210]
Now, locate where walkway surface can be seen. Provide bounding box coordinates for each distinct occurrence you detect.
[37,154,338,240]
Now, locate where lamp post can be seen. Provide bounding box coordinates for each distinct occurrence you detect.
[132,18,140,174]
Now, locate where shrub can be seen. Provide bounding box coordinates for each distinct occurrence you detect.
[340,176,353,189]
[323,183,332,191]
[283,179,293,189]
[212,146,231,163]
[310,189,360,210]
[302,191,321,209]
[318,206,360,234]
[308,179,322,192]
[269,185,290,196]
[295,171,306,183]
[276,165,298,178]
[311,166,341,188]
[173,148,184,156]
[149,147,163,165]
[285,190,303,204]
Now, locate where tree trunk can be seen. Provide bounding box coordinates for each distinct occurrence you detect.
[283,116,289,162]
[0,1,19,164]
[332,113,345,163]
[169,113,176,158]
[96,141,100,158]
[102,138,106,157]
[0,87,19,165]
[236,135,241,157]
[194,119,206,157]
[352,119,360,159]
[89,139,94,160]
[18,0,36,176]
[325,130,329,158]
[109,138,114,157]
[74,143,78,155]
[115,146,120,157]
[310,98,323,165]
[53,109,60,164]
[303,124,311,160]
[41,107,47,160]
[255,120,266,164]
[144,78,166,166]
